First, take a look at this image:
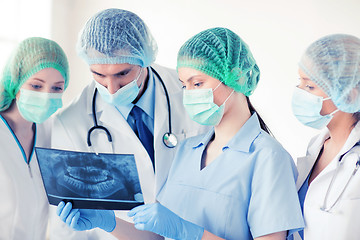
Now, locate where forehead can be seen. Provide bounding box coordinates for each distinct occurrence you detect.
[298,68,310,79]
[178,67,215,81]
[90,63,138,74]
[27,68,64,84]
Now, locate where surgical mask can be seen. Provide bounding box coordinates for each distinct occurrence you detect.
[291,87,339,129]
[94,68,143,107]
[17,88,63,123]
[183,83,234,126]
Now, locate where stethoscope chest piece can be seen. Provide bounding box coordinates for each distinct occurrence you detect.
[163,132,178,148]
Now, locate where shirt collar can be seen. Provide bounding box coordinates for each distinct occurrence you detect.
[192,113,262,152]
[193,127,215,149]
[116,67,155,119]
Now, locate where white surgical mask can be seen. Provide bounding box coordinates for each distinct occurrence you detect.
[95,68,143,107]
[291,87,339,129]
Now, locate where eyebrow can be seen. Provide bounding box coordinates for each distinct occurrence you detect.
[31,78,64,84]
[90,69,105,76]
[179,75,203,83]
[90,67,133,77]
[32,78,45,83]
[300,76,311,81]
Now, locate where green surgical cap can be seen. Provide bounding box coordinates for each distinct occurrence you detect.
[77,8,158,67]
[299,34,360,113]
[177,27,260,96]
[0,37,69,111]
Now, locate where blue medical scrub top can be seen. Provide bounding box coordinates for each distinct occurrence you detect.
[297,172,311,239]
[158,113,304,240]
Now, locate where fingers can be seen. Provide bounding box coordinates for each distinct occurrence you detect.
[70,211,81,230]
[65,208,79,227]
[133,223,147,231]
[128,203,154,217]
[56,201,65,216]
[129,204,158,232]
[58,202,72,221]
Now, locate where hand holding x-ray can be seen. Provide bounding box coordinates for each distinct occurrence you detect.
[128,203,204,239]
[57,201,116,232]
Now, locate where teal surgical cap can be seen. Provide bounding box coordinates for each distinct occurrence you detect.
[299,34,360,113]
[77,8,158,67]
[177,27,260,96]
[0,37,69,111]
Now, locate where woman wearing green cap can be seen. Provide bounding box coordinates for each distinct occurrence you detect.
[0,37,69,239]
[56,28,303,240]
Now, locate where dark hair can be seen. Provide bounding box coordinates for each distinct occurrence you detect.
[352,112,360,127]
[246,97,273,136]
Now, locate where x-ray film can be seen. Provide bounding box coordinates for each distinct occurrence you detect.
[35,147,144,210]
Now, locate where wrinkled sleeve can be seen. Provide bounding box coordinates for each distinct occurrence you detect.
[247,148,304,238]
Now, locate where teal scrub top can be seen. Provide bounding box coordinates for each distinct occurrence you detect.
[158,113,304,239]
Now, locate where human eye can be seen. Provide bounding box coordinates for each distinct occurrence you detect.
[30,84,42,90]
[305,84,315,90]
[193,81,203,88]
[52,86,63,92]
[116,70,130,77]
[92,72,105,78]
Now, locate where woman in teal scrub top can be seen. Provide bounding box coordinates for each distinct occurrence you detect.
[57,27,304,240]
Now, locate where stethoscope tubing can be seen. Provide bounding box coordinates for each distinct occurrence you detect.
[320,142,360,212]
[87,66,176,148]
[151,67,172,134]
[87,89,113,147]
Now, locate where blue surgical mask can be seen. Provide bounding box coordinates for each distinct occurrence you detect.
[291,87,339,129]
[17,89,63,123]
[95,68,143,107]
[183,83,234,126]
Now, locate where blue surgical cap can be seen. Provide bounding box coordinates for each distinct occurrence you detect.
[299,34,360,113]
[77,8,158,67]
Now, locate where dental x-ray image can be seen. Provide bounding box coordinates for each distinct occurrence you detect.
[35,147,144,210]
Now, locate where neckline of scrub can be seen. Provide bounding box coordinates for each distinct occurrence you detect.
[0,115,37,165]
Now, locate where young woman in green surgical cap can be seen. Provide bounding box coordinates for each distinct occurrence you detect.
[57,27,304,240]
[0,37,69,239]
[292,34,360,240]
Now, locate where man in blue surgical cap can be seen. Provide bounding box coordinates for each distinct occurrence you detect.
[49,8,207,240]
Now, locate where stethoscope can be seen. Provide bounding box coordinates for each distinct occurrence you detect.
[87,66,178,151]
[320,142,360,212]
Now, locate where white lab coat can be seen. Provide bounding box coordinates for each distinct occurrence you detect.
[294,122,360,240]
[48,64,208,240]
[0,117,51,240]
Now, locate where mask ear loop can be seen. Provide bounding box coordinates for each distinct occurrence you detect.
[322,96,339,116]
[223,90,235,105]
[213,81,235,106]
[136,68,144,89]
[213,82,223,92]
[329,109,340,116]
